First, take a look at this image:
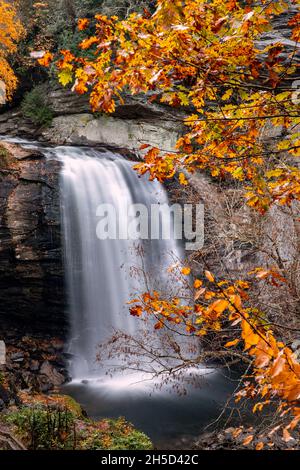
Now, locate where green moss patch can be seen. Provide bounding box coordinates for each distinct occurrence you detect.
[0,145,10,169]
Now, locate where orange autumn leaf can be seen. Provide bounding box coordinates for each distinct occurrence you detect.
[179,172,188,186]
[38,52,54,67]
[181,267,191,276]
[79,36,99,50]
[243,435,253,445]
[78,18,89,31]
[194,287,206,300]
[129,306,143,317]
[283,428,293,442]
[241,320,260,350]
[225,338,240,348]
[140,143,151,150]
[256,442,264,450]
[154,321,164,330]
[194,279,203,289]
[210,299,229,315]
[232,427,243,438]
[205,270,215,283]
[253,341,272,368]
[287,385,300,402]
[270,353,286,378]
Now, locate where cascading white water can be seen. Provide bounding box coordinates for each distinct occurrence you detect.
[58,147,187,382]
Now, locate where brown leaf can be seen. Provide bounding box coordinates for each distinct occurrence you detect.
[194,287,206,301]
[283,428,293,442]
[256,442,264,450]
[242,435,253,445]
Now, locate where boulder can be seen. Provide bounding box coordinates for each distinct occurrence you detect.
[40,361,65,387]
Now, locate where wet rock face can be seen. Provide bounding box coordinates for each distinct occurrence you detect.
[0,141,66,334]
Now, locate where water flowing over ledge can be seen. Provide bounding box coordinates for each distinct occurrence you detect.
[57,146,234,446]
[58,146,191,381]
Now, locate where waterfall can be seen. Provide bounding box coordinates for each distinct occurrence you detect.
[1,137,231,441]
[57,147,187,382]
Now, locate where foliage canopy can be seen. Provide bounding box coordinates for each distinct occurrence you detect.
[0,1,25,100]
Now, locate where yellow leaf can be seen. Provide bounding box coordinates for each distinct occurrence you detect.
[266,169,284,178]
[277,140,291,150]
[232,167,244,180]
[275,91,290,102]
[58,68,73,87]
[178,91,189,106]
[221,89,233,101]
[253,402,264,413]
[179,172,188,185]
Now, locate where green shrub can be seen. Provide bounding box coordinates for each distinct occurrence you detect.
[5,405,76,450]
[0,145,10,169]
[4,400,153,451]
[21,86,54,127]
[0,371,5,385]
[80,417,153,450]
[109,428,154,450]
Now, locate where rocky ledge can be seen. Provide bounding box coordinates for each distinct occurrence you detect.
[0,333,68,409]
[0,86,183,153]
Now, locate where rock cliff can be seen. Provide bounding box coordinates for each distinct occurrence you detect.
[0,86,182,153]
[0,141,65,334]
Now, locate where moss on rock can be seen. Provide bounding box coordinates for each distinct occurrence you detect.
[0,145,10,169]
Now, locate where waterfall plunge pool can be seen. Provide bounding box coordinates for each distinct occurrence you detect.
[63,368,239,449]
